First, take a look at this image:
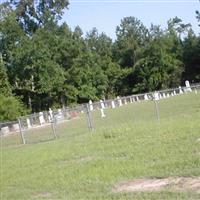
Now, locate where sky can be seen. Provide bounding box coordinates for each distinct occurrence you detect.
[61,0,200,40]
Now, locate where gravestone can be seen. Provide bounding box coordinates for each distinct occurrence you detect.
[154,92,159,100]
[163,93,166,98]
[89,100,94,111]
[1,126,9,135]
[117,96,122,106]
[185,80,192,92]
[195,88,198,94]
[27,118,31,129]
[136,96,140,102]
[100,108,106,118]
[39,112,45,125]
[12,123,20,132]
[167,93,170,98]
[144,94,149,101]
[173,90,177,96]
[49,108,53,119]
[100,100,105,109]
[124,98,127,105]
[111,100,115,108]
[179,86,183,94]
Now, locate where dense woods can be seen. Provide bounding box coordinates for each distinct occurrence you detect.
[0,0,200,120]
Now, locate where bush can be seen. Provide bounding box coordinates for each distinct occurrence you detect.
[0,95,28,121]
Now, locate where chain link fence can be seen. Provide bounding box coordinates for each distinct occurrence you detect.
[1,84,200,147]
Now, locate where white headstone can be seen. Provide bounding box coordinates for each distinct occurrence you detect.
[167,93,170,98]
[117,96,122,106]
[111,100,115,108]
[49,108,53,119]
[195,88,198,94]
[185,80,192,92]
[154,92,159,101]
[144,94,149,101]
[48,115,51,122]
[136,96,140,102]
[100,100,105,109]
[129,97,133,103]
[89,100,93,111]
[124,98,127,105]
[179,86,183,94]
[1,126,9,135]
[163,93,166,98]
[100,108,106,118]
[27,118,31,128]
[173,90,177,96]
[12,123,20,132]
[39,112,45,125]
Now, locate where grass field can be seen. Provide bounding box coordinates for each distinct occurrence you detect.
[1,92,200,199]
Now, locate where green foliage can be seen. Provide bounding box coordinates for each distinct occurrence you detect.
[0,57,12,96]
[0,95,28,121]
[0,1,200,113]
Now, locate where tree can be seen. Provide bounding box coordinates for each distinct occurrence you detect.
[114,16,149,68]
[10,0,69,34]
[0,56,12,96]
[182,30,200,83]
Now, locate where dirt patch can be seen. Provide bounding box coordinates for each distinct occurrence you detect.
[113,177,200,193]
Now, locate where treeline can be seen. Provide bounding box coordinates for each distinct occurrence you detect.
[0,0,200,120]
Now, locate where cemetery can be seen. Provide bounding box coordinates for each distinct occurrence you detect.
[1,1,200,198]
[1,82,200,199]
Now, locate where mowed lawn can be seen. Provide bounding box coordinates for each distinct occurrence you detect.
[1,92,200,199]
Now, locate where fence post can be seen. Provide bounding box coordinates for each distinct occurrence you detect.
[154,99,160,122]
[85,104,94,131]
[51,115,57,139]
[18,118,26,144]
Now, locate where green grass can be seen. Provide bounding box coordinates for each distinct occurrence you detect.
[1,92,200,199]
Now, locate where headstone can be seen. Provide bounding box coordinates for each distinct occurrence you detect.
[48,115,51,122]
[124,98,127,105]
[100,100,105,109]
[1,126,9,135]
[154,92,159,101]
[89,100,94,111]
[49,108,53,119]
[173,90,177,96]
[100,108,106,118]
[195,88,198,94]
[185,80,192,92]
[179,86,183,94]
[144,94,149,101]
[111,100,115,109]
[11,123,20,132]
[163,93,166,98]
[117,96,122,106]
[167,93,170,98]
[136,96,140,102]
[171,92,174,97]
[129,97,133,103]
[27,118,31,129]
[39,112,45,125]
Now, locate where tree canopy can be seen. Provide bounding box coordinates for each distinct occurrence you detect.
[0,0,200,121]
